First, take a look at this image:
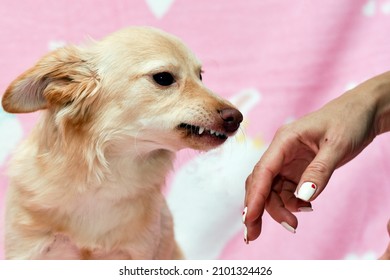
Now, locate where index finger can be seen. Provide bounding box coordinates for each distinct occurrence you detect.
[245,139,285,223]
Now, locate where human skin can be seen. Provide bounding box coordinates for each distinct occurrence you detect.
[243,71,390,252]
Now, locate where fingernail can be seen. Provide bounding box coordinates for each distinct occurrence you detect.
[244,225,249,244]
[281,222,296,234]
[296,182,317,201]
[242,207,247,224]
[298,207,313,212]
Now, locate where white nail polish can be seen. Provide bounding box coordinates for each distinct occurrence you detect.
[244,225,249,244]
[298,207,313,212]
[281,222,296,234]
[296,182,317,201]
[242,207,247,224]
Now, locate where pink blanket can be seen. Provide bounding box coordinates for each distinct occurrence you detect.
[1,0,390,260]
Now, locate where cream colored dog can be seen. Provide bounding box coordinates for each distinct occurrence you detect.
[1,27,243,259]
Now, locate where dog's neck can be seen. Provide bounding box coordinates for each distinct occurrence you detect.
[105,147,175,190]
[30,113,175,193]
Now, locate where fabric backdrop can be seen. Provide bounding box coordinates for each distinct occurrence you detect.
[1,0,390,260]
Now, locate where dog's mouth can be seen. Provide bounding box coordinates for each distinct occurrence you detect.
[177,108,242,150]
[178,123,228,141]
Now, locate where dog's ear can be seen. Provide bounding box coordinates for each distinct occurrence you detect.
[2,46,99,114]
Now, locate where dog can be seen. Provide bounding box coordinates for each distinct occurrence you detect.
[1,27,243,259]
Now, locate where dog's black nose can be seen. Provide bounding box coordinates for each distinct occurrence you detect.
[219,108,243,133]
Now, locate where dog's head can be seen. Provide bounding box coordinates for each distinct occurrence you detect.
[2,27,242,153]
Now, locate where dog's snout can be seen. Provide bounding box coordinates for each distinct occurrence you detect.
[219,108,243,133]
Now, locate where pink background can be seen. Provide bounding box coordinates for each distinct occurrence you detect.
[1,0,390,259]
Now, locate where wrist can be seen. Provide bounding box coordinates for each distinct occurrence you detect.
[370,71,390,135]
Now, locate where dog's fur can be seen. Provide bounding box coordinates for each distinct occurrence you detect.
[1,27,242,259]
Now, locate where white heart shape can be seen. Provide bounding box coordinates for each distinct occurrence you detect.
[345,82,358,91]
[362,0,376,17]
[48,40,66,51]
[145,0,175,19]
[381,1,390,14]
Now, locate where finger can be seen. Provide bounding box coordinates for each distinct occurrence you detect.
[379,219,390,260]
[244,142,285,223]
[245,215,263,243]
[265,189,298,233]
[295,144,341,202]
[279,180,313,212]
[243,173,265,242]
[244,176,291,242]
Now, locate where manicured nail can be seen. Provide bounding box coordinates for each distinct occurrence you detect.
[298,207,313,212]
[244,225,249,244]
[296,182,317,201]
[281,222,296,234]
[242,207,247,224]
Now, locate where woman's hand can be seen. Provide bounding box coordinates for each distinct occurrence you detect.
[243,72,390,242]
[379,219,390,260]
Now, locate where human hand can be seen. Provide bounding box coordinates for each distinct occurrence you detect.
[379,219,390,260]
[243,72,390,243]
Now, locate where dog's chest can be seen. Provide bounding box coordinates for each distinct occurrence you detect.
[36,184,170,259]
[62,184,164,246]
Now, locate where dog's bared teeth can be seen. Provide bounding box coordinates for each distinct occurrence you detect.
[179,123,227,139]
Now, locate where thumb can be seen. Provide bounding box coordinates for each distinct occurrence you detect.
[295,145,340,202]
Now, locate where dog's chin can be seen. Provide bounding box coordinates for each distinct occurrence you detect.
[177,123,230,150]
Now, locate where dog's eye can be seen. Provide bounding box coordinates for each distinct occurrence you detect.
[199,72,202,81]
[153,72,175,86]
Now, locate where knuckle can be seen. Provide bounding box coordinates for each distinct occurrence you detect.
[307,160,330,175]
[275,124,292,137]
[254,162,277,180]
